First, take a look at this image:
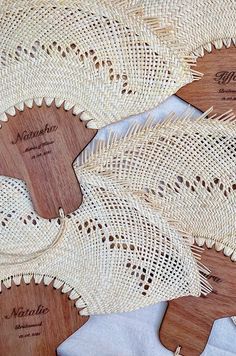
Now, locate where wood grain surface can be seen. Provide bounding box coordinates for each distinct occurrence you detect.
[0,280,89,356]
[159,248,236,355]
[0,101,97,219]
[177,46,236,115]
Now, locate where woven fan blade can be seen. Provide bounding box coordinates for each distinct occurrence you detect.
[80,109,236,259]
[0,0,196,128]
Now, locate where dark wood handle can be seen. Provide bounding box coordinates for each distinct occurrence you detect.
[160,301,213,355]
[177,46,236,116]
[0,101,97,218]
[26,163,83,218]
[159,248,236,355]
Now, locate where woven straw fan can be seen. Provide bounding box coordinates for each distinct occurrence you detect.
[0,0,199,129]
[83,108,236,261]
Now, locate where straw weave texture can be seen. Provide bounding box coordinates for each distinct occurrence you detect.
[84,109,236,259]
[124,0,236,56]
[0,0,195,128]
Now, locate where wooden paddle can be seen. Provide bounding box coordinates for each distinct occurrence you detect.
[177,46,236,116]
[0,100,97,219]
[160,248,236,355]
[0,101,96,354]
[0,280,89,355]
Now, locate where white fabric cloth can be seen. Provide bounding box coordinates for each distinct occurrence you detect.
[57,96,236,356]
[57,302,236,356]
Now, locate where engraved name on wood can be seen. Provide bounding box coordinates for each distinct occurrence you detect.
[0,101,97,218]
[0,281,89,355]
[177,46,236,115]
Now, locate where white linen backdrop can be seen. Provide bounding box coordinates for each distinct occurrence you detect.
[57,96,236,356]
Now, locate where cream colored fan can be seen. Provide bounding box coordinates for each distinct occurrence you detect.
[0,0,198,129]
[82,108,236,260]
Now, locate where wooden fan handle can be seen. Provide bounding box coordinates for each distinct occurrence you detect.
[160,248,236,355]
[160,299,214,355]
[0,101,97,219]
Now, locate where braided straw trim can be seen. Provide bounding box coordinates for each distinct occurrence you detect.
[0,97,97,128]
[0,273,87,312]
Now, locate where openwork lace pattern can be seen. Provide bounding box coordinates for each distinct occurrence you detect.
[81,109,236,258]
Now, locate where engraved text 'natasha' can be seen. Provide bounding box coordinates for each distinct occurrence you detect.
[12,124,58,144]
